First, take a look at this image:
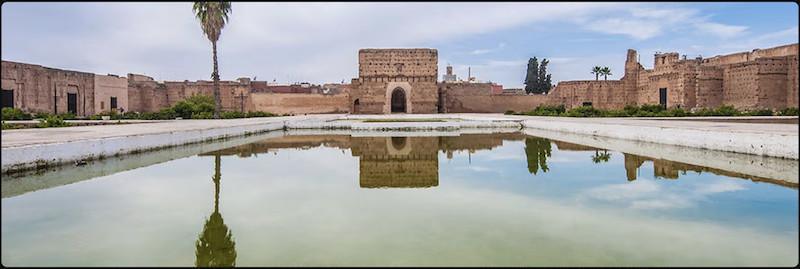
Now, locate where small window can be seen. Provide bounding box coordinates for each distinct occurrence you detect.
[110,97,118,109]
[582,102,593,107]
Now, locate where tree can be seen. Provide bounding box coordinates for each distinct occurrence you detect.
[600,67,612,81]
[524,57,539,94]
[193,2,232,119]
[591,66,602,81]
[537,59,551,94]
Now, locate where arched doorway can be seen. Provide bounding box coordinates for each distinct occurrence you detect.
[353,99,360,114]
[390,88,406,113]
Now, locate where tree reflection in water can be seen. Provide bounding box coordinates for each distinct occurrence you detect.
[524,137,552,175]
[591,149,612,163]
[195,154,237,267]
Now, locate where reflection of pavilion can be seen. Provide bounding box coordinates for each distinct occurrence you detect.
[351,137,440,188]
[200,133,527,188]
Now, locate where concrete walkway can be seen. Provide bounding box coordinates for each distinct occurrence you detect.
[2,114,797,173]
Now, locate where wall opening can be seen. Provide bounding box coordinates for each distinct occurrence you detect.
[1,89,13,109]
[353,99,360,114]
[67,93,78,115]
[110,97,118,110]
[659,88,667,108]
[582,102,593,107]
[391,88,406,113]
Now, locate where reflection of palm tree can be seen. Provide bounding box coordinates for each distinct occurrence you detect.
[591,150,612,163]
[196,154,236,267]
[524,137,552,175]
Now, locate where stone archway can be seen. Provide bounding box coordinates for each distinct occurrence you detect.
[390,88,406,113]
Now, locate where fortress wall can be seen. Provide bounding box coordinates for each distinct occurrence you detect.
[251,92,349,115]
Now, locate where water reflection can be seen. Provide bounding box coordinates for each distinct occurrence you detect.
[524,137,551,175]
[199,133,797,189]
[195,154,237,267]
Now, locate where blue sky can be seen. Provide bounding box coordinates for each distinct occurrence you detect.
[2,2,797,88]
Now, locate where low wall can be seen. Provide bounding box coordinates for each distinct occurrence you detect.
[447,95,548,113]
[251,93,349,114]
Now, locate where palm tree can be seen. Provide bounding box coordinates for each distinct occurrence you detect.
[600,67,612,81]
[193,2,232,119]
[591,66,602,81]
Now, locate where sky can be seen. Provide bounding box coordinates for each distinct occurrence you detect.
[2,2,798,89]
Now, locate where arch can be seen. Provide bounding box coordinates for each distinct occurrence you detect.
[353,98,360,114]
[390,88,406,113]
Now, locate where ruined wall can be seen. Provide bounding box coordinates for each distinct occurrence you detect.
[127,74,168,113]
[94,74,128,113]
[755,57,789,109]
[695,66,724,108]
[440,82,548,112]
[722,62,760,109]
[787,55,799,108]
[547,80,626,109]
[1,61,95,116]
[250,93,349,114]
[350,49,438,114]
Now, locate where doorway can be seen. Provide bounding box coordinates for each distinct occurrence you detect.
[390,88,406,113]
[1,89,13,109]
[659,88,667,108]
[67,93,78,115]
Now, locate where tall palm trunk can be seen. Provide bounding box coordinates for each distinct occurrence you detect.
[212,41,222,119]
[595,74,599,80]
[213,154,221,213]
[604,74,608,81]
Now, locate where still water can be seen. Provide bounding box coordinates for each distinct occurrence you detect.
[1,132,798,266]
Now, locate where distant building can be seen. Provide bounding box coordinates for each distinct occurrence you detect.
[442,65,457,82]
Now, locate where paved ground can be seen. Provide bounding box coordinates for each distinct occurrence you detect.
[2,114,797,173]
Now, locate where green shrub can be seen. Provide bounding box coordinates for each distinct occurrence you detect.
[2,108,32,120]
[246,111,275,118]
[58,112,77,120]
[778,107,799,116]
[714,105,740,116]
[33,112,53,119]
[191,111,214,119]
[742,109,774,116]
[504,110,515,115]
[564,106,603,117]
[36,115,70,128]
[639,104,665,114]
[173,95,215,119]
[604,109,630,117]
[660,108,688,117]
[221,111,246,119]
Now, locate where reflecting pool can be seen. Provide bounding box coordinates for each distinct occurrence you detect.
[1,132,797,266]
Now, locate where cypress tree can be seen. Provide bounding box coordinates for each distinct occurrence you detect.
[524,57,539,94]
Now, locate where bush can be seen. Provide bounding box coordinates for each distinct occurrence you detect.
[246,111,276,118]
[742,109,774,116]
[221,111,246,119]
[504,110,515,115]
[778,107,799,116]
[58,112,77,120]
[2,108,32,120]
[36,115,70,128]
[33,112,53,119]
[564,106,604,117]
[714,105,740,116]
[173,95,215,119]
[191,111,214,119]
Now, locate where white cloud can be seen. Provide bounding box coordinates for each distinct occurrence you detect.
[694,22,748,39]
[583,7,747,40]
